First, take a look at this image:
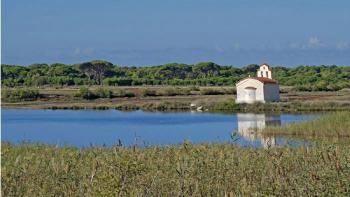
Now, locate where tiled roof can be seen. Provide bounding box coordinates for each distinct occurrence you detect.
[251,77,277,84]
[236,76,278,85]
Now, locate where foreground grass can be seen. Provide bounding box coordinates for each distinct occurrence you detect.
[264,112,350,138]
[2,143,350,196]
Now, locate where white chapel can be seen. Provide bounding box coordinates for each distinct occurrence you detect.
[236,63,280,103]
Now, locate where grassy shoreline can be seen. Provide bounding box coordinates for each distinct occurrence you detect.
[2,142,350,196]
[263,112,350,138]
[2,86,350,112]
[3,100,350,113]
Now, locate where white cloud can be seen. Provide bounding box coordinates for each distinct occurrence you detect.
[288,37,326,50]
[288,42,300,49]
[336,42,350,50]
[73,48,81,55]
[233,43,240,50]
[73,47,94,56]
[306,36,324,48]
[214,46,225,53]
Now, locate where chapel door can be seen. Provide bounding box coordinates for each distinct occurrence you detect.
[244,87,256,102]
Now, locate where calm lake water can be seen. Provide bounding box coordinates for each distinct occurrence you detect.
[1,109,317,148]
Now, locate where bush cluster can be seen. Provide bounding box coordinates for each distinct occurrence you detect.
[74,87,95,99]
[74,87,135,100]
[95,88,113,98]
[1,88,40,101]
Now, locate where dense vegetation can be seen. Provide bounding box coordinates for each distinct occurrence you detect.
[2,142,350,196]
[264,112,350,138]
[2,61,350,91]
[74,87,135,99]
[1,88,40,101]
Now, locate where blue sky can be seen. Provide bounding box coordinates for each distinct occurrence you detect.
[2,0,350,66]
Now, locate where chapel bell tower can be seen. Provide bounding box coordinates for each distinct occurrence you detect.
[257,64,272,79]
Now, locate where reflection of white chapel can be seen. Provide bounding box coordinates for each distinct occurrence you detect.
[237,113,281,148]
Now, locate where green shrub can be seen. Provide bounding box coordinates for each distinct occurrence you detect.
[95,88,113,98]
[74,87,95,99]
[1,88,40,101]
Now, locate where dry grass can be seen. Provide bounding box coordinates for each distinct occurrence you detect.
[2,142,350,196]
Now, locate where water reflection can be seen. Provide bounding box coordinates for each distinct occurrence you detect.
[237,113,281,148]
[2,109,316,148]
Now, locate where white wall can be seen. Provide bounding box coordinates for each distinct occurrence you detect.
[236,79,265,103]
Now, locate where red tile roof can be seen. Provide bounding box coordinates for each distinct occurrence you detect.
[236,76,278,85]
[251,77,277,84]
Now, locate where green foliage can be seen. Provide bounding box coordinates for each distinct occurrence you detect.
[2,62,350,91]
[103,77,133,86]
[76,60,113,85]
[75,87,95,100]
[74,87,135,99]
[243,64,259,73]
[2,142,350,196]
[95,87,113,98]
[1,88,40,101]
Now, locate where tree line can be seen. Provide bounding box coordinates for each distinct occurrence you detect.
[1,61,350,91]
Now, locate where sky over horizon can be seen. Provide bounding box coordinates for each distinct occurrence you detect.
[2,0,350,66]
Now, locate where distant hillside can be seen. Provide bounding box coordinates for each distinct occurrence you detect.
[1,61,350,91]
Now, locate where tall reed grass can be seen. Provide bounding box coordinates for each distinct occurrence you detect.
[264,112,350,137]
[2,142,350,196]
